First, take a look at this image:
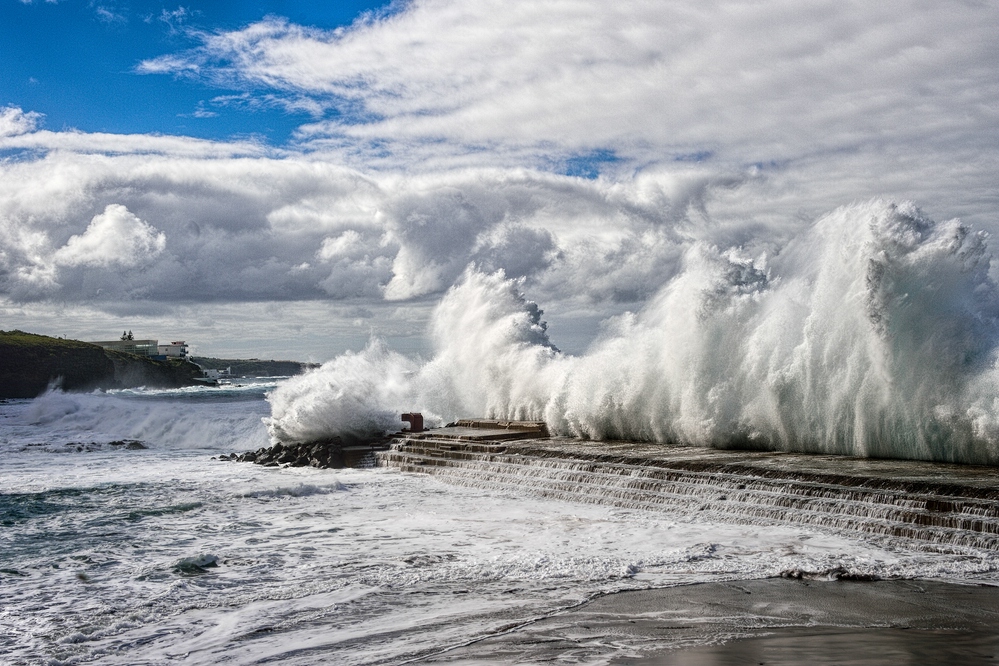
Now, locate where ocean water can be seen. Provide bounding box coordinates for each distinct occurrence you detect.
[4,385,999,665]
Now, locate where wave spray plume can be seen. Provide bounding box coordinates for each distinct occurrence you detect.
[267,200,999,464]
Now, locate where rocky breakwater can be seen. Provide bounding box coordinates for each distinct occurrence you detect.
[380,420,999,552]
[223,436,393,469]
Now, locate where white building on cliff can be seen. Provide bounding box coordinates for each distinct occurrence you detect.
[157,341,188,358]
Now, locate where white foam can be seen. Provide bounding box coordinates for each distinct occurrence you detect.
[3,427,998,666]
[237,482,345,498]
[265,340,419,443]
[267,200,999,464]
[2,387,270,452]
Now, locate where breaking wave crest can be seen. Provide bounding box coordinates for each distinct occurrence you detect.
[11,389,270,451]
[267,200,999,464]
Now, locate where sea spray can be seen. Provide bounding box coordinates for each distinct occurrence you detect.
[552,200,999,461]
[266,200,999,464]
[417,269,563,421]
[264,273,562,442]
[264,340,420,443]
[11,388,270,451]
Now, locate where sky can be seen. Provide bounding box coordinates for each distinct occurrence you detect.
[1,0,998,360]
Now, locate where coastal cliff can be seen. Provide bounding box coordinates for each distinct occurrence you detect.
[0,330,204,398]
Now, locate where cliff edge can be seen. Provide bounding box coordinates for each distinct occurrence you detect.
[0,330,205,398]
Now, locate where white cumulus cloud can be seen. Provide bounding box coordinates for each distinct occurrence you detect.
[138,0,999,171]
[54,204,167,268]
[4,0,999,359]
[0,106,43,137]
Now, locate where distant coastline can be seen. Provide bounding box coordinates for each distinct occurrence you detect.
[190,356,319,378]
[0,331,316,399]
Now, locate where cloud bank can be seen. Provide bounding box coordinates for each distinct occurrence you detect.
[0,149,723,309]
[3,0,999,357]
[140,1,999,169]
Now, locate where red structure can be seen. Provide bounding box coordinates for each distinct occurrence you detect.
[401,412,424,433]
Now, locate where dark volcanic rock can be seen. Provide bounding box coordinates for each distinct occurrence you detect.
[108,439,148,450]
[226,436,392,469]
[0,331,114,397]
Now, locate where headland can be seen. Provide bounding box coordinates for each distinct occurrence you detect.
[190,356,319,378]
[0,330,205,398]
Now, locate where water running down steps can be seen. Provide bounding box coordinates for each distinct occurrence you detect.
[379,421,999,552]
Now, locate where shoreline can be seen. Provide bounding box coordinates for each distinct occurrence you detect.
[419,578,999,664]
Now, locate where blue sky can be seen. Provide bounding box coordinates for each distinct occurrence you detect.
[1,1,388,142]
[2,0,999,360]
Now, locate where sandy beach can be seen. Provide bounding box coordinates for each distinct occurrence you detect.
[421,578,999,664]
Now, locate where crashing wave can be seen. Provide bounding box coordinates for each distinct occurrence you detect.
[266,200,999,464]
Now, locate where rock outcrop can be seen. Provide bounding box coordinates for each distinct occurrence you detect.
[223,437,393,469]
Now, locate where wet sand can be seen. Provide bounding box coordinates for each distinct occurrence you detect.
[419,578,999,664]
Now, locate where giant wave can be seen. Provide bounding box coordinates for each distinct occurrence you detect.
[267,200,999,465]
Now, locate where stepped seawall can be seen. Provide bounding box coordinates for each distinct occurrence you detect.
[378,421,999,552]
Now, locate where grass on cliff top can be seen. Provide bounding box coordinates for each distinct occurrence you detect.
[0,330,102,351]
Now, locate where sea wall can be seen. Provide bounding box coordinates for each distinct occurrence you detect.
[380,431,999,552]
